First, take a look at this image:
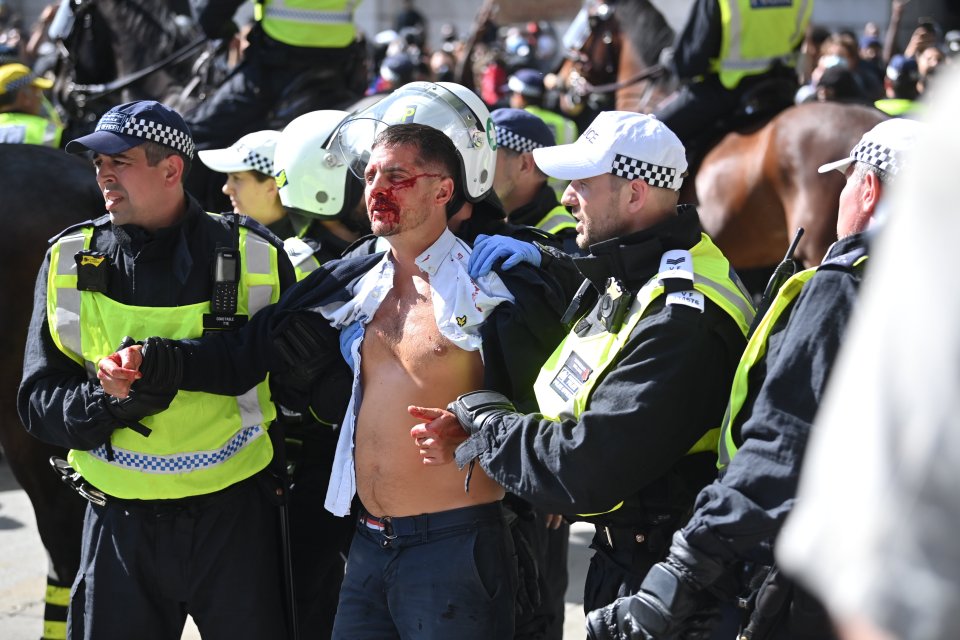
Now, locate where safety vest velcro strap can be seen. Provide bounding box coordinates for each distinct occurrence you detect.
[264,6,353,23]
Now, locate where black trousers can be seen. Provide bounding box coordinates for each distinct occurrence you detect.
[67,475,287,640]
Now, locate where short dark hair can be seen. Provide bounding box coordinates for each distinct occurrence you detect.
[141,140,192,182]
[372,123,459,179]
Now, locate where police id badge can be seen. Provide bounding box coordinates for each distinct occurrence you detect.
[549,351,593,402]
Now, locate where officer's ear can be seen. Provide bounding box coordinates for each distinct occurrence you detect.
[163,154,185,187]
[519,152,538,175]
[624,176,650,214]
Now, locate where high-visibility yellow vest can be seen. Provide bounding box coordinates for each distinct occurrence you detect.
[712,0,812,89]
[535,205,577,235]
[255,0,358,48]
[874,98,918,117]
[717,252,868,468]
[0,111,62,147]
[533,234,755,515]
[282,235,323,281]
[47,221,282,499]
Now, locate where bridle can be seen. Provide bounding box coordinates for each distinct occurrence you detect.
[560,1,667,101]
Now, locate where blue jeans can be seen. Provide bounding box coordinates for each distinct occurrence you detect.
[332,502,517,640]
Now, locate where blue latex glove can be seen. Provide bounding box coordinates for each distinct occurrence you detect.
[338,321,363,372]
[468,234,542,279]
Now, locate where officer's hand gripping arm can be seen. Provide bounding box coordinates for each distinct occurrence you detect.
[101,336,183,436]
[468,234,542,279]
[585,531,725,640]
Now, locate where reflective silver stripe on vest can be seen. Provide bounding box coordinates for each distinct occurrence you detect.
[87,424,266,473]
[54,233,95,376]
[263,0,353,24]
[723,0,808,73]
[694,272,756,326]
[245,233,274,315]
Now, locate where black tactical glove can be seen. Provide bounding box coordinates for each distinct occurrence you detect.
[101,336,182,436]
[136,336,184,394]
[447,390,518,436]
[586,531,725,640]
[270,312,348,419]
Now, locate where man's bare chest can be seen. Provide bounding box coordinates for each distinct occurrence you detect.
[364,286,456,365]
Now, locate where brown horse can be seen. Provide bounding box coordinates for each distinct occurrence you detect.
[1,145,103,639]
[555,0,887,277]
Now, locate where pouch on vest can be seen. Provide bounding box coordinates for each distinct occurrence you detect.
[75,250,109,293]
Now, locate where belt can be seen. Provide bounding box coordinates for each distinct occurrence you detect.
[50,456,260,510]
[359,502,504,541]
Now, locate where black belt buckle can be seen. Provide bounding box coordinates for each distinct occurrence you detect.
[50,456,107,506]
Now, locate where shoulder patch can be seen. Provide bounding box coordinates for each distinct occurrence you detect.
[819,246,868,272]
[48,214,108,244]
[666,289,705,312]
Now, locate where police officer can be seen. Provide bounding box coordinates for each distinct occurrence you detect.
[271,109,365,638]
[0,62,62,146]
[655,0,812,148]
[585,118,924,640]
[186,0,366,209]
[17,100,296,639]
[417,111,755,618]
[198,129,286,225]
[490,108,580,256]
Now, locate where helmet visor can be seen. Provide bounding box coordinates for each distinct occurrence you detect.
[334,82,486,181]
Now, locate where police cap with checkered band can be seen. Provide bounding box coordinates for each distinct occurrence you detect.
[818,118,922,179]
[66,100,195,159]
[491,108,555,154]
[532,111,687,190]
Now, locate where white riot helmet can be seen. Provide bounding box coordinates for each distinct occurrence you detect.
[334,81,498,206]
[274,110,362,219]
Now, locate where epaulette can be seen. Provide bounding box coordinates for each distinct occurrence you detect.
[818,245,868,272]
[234,213,286,249]
[48,214,110,244]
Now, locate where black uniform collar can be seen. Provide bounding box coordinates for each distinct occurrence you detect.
[573,204,703,291]
[508,182,561,228]
[113,194,206,284]
[822,231,868,263]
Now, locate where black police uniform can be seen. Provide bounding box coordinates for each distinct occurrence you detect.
[453,206,748,613]
[17,198,298,638]
[675,234,869,639]
[265,214,358,640]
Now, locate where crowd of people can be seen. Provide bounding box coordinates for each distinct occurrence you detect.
[5,1,960,640]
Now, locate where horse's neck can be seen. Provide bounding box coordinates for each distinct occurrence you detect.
[616,0,677,113]
[100,0,183,75]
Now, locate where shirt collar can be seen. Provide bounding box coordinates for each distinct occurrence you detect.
[414,227,463,277]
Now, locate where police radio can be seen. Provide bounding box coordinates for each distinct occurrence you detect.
[211,247,239,316]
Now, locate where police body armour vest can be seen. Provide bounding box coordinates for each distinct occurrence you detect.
[712,0,812,89]
[533,234,754,513]
[256,0,357,48]
[536,205,577,235]
[717,251,868,468]
[47,221,282,499]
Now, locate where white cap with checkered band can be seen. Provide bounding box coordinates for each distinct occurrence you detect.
[531,111,688,190]
[818,118,922,179]
[197,130,280,177]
